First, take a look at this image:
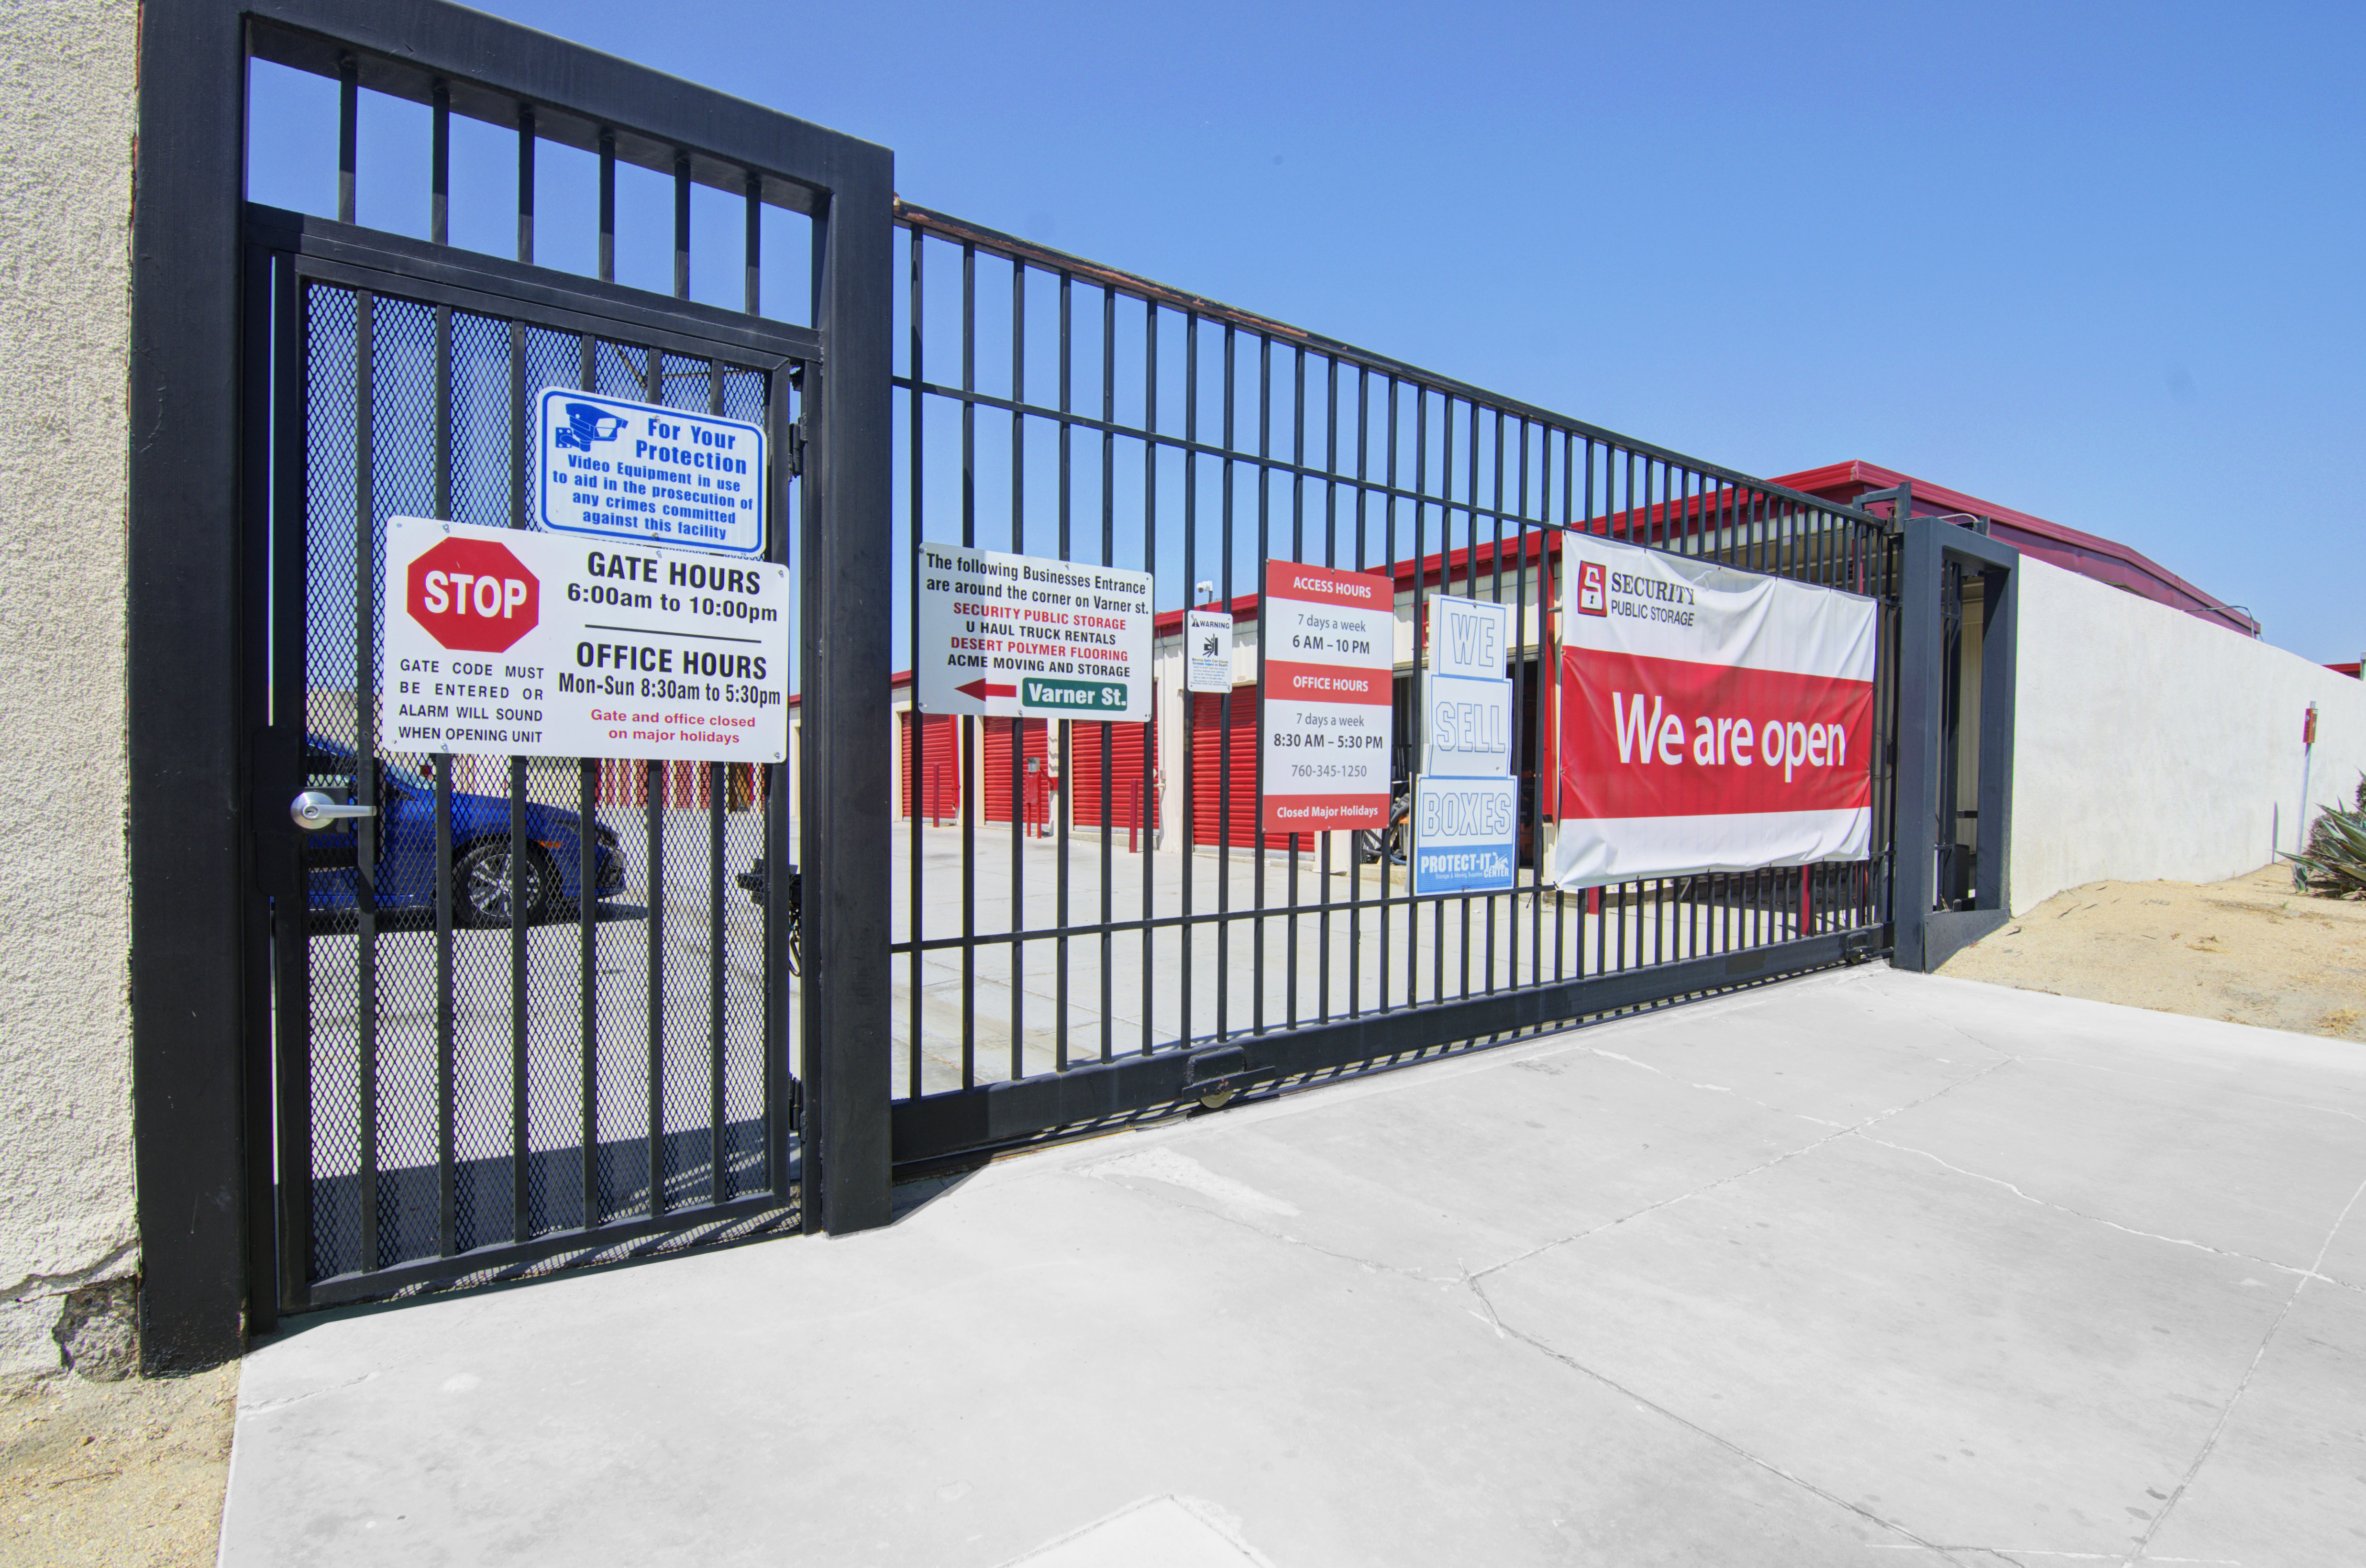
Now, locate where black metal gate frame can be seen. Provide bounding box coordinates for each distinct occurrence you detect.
[129,0,893,1368]
[248,207,815,1312]
[886,203,1902,1169]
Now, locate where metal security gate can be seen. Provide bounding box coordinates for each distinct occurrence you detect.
[887,203,1902,1166]
[235,17,840,1315]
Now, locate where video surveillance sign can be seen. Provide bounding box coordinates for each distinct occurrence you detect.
[539,389,766,557]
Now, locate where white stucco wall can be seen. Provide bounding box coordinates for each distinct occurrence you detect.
[0,0,142,1376]
[2009,557,2366,915]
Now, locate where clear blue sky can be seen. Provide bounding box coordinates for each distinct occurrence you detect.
[269,0,2365,662]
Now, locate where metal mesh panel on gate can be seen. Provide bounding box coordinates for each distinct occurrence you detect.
[287,276,794,1294]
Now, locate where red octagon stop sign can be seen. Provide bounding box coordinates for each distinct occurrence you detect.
[407,535,541,653]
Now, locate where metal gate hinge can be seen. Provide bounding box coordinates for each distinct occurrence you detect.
[784,419,806,479]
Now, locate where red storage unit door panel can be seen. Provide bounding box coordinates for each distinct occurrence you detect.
[1067,718,1157,829]
[900,712,960,819]
[980,718,1050,825]
[1190,690,1311,851]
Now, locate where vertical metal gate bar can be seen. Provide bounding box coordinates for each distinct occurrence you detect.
[432,298,451,519]
[706,361,727,1204]
[430,80,449,246]
[709,761,726,1203]
[1372,374,1393,1015]
[435,760,455,1257]
[1096,280,1114,1066]
[1287,342,1305,1032]
[1255,335,1276,1037]
[576,331,600,1232]
[645,753,664,1216]
[642,344,665,1218]
[336,53,357,224]
[1051,269,1073,1074]
[1411,385,1429,1012]
[269,254,315,1308]
[238,248,278,1327]
[1008,256,1025,1085]
[673,154,690,299]
[508,115,534,1246]
[906,226,925,1098]
[1253,332,1271,1038]
[1348,366,1368,1019]
[508,344,531,1246]
[516,105,535,265]
[578,758,598,1227]
[1216,322,1235,1044]
[1512,422,1529,988]
[1178,311,1195,1052]
[1139,298,1157,1058]
[597,131,615,285]
[959,241,975,1092]
[352,286,380,1275]
[1316,352,1336,1026]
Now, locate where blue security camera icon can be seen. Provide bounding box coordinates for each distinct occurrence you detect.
[555,402,627,452]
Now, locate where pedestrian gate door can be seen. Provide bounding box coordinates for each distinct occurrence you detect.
[239,23,832,1313]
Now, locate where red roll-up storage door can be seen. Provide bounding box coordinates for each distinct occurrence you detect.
[900,712,961,819]
[1189,689,1311,851]
[1067,717,1157,830]
[980,718,1050,825]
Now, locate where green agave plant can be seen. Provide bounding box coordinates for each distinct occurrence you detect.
[2285,773,2366,899]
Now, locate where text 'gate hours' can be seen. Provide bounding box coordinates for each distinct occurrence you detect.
[379,517,788,762]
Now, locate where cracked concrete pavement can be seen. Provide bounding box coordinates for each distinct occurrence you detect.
[218,966,2366,1567]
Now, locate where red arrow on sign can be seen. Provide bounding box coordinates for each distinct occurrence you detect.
[954,679,1016,703]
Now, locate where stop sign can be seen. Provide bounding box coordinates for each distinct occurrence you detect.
[406,535,541,653]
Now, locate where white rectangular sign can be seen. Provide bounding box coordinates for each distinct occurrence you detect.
[1412,775,1519,896]
[1426,592,1511,680]
[1421,671,1513,777]
[539,389,766,557]
[917,545,1154,723]
[1185,607,1235,693]
[1551,533,1877,888]
[379,517,787,762]
[1260,560,1397,835]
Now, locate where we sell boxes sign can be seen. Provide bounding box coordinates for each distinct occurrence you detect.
[1551,535,1875,888]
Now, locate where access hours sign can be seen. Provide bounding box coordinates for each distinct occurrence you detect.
[1260,560,1396,834]
[915,545,1154,723]
[379,518,788,762]
[539,389,766,557]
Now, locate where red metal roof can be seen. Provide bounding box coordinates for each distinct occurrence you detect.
[1773,461,2258,637]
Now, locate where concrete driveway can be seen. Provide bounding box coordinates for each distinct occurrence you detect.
[218,967,2366,1567]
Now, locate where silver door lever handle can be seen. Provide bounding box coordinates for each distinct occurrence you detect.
[291,791,376,831]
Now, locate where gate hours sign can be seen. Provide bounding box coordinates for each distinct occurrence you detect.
[916,545,1154,723]
[379,517,788,762]
[1551,533,1876,888]
[1260,560,1396,834]
[539,389,766,557]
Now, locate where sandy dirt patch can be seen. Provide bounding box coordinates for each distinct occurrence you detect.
[1943,863,2366,1038]
[0,1363,236,1568]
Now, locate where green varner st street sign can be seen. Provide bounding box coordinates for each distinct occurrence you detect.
[1022,677,1130,713]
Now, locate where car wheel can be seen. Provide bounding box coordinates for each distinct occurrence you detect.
[454,840,553,927]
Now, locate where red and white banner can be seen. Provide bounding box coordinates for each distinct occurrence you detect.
[1260,560,1397,833]
[1552,534,1876,888]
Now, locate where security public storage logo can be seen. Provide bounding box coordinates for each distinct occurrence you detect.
[408,535,541,654]
[1578,560,1608,617]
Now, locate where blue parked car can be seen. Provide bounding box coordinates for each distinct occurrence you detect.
[304,735,625,924]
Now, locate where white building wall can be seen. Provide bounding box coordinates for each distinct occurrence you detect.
[0,0,142,1377]
[2009,558,2366,914]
